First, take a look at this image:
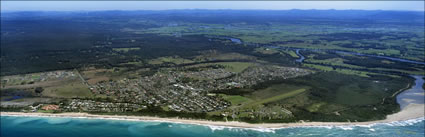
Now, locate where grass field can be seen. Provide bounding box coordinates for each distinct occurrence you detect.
[282,50,299,58]
[225,84,309,109]
[213,83,309,120]
[43,81,93,98]
[220,94,252,106]
[248,88,307,108]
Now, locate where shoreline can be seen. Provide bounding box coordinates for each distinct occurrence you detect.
[1,103,424,129]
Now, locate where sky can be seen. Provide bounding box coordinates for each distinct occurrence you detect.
[1,1,424,12]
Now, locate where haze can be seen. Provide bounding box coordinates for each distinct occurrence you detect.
[2,1,424,11]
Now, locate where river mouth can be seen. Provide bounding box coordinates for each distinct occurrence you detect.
[225,37,424,110]
[396,75,425,109]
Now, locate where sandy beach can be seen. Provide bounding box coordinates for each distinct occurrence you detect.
[1,103,423,128]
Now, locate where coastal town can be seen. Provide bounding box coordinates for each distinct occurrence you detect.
[2,7,423,131]
[88,65,311,112]
[1,64,311,115]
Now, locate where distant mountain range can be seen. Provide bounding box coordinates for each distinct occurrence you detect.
[2,10,423,28]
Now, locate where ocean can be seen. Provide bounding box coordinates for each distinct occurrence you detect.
[1,116,424,137]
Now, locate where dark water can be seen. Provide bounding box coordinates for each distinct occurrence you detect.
[230,38,242,44]
[3,96,24,101]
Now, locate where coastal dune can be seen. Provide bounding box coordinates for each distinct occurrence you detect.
[1,103,424,128]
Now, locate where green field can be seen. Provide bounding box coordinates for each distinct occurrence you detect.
[225,85,309,107]
[220,94,252,106]
[44,81,93,98]
[248,88,306,107]
[283,50,299,58]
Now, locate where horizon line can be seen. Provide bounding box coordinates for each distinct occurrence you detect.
[2,8,424,12]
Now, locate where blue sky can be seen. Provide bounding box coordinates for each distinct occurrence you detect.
[1,1,424,11]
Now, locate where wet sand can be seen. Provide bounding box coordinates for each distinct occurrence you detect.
[1,103,423,128]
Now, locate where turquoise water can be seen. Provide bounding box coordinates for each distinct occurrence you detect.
[1,116,424,137]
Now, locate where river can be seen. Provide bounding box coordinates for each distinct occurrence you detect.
[225,37,424,65]
[397,75,425,109]
[295,49,305,63]
[226,37,425,109]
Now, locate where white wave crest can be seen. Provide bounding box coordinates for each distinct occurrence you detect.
[3,114,424,133]
[206,125,277,133]
[338,126,354,130]
[382,117,425,126]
